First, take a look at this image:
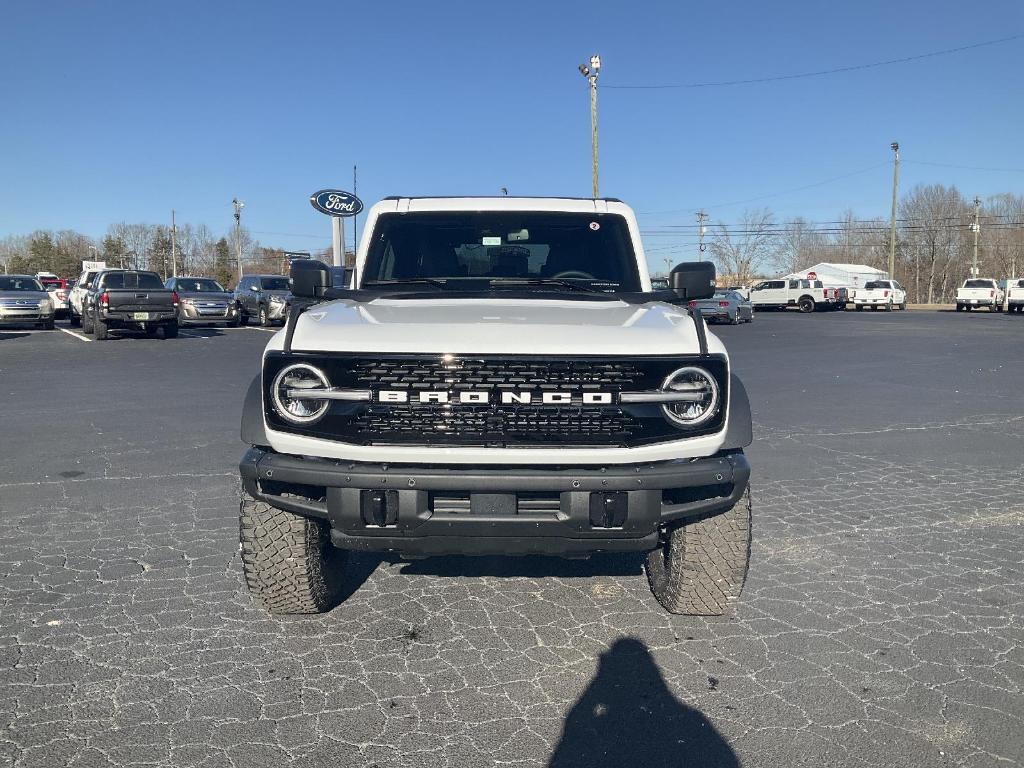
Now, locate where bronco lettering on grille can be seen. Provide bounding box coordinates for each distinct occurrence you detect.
[377,390,614,405]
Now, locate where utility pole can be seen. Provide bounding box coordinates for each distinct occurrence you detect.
[697,210,708,262]
[170,209,178,278]
[578,54,601,198]
[888,142,900,279]
[971,196,981,278]
[233,198,245,282]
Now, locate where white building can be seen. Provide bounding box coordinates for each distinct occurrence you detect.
[783,262,888,289]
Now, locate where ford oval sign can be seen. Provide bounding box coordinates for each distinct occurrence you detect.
[310,189,363,217]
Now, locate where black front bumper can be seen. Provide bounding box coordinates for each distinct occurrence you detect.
[239,448,750,557]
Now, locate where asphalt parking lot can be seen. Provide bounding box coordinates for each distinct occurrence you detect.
[1,311,1022,768]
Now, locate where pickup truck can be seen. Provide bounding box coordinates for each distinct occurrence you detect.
[81,269,180,339]
[1005,278,1024,314]
[238,196,753,617]
[748,277,843,313]
[852,279,907,311]
[955,278,1004,312]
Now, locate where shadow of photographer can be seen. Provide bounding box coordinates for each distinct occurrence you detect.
[548,637,738,768]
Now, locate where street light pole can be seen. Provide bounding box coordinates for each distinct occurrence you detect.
[888,142,900,280]
[233,198,245,282]
[170,209,177,278]
[578,54,601,198]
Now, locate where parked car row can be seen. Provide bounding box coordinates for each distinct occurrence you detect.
[0,268,296,339]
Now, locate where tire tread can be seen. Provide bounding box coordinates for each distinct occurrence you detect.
[239,493,347,614]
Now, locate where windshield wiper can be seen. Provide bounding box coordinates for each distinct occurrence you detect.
[487,278,610,294]
[363,278,448,289]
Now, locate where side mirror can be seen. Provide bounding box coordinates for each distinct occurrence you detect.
[290,259,331,300]
[670,262,716,301]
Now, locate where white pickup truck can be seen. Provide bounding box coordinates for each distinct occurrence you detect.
[748,277,843,313]
[1005,278,1024,314]
[955,279,1004,312]
[852,279,907,311]
[237,196,753,617]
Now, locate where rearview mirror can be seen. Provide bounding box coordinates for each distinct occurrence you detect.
[670,262,716,301]
[290,259,331,300]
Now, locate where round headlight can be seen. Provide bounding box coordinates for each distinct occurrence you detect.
[271,363,330,424]
[660,366,720,427]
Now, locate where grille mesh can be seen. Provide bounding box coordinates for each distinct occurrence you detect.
[353,359,640,446]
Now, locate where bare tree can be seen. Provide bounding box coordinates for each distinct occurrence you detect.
[899,184,969,303]
[774,217,827,274]
[708,208,777,284]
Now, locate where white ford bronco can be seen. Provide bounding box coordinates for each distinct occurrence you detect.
[239,197,753,615]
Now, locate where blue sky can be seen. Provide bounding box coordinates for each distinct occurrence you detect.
[1,0,1022,259]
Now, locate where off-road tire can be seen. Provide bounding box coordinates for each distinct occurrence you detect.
[798,297,815,313]
[239,493,348,614]
[645,486,752,615]
[82,309,94,333]
[93,315,109,340]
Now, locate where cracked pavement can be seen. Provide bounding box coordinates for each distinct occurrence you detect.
[0,312,1022,767]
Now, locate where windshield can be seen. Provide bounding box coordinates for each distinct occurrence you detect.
[261,277,290,291]
[964,279,993,289]
[101,272,164,290]
[362,212,641,292]
[0,277,44,291]
[177,279,224,292]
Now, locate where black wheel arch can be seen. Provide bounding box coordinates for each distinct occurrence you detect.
[240,374,270,447]
[722,374,753,449]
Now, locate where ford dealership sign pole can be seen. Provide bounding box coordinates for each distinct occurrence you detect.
[310,190,364,267]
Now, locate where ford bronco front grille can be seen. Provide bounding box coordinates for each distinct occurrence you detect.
[263,353,728,448]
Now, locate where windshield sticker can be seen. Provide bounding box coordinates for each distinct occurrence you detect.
[482,236,501,246]
[589,221,600,231]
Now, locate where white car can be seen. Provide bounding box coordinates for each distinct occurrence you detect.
[748,277,843,313]
[237,196,753,618]
[956,278,1004,312]
[852,280,907,311]
[1005,278,1024,314]
[68,268,104,327]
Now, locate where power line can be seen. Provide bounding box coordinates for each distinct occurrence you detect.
[903,160,1024,173]
[638,163,889,215]
[604,33,1024,89]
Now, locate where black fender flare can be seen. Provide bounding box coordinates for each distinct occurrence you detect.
[722,374,753,449]
[240,374,270,447]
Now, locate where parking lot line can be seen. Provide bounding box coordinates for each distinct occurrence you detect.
[58,327,91,342]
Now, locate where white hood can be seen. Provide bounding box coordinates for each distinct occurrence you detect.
[267,297,726,357]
